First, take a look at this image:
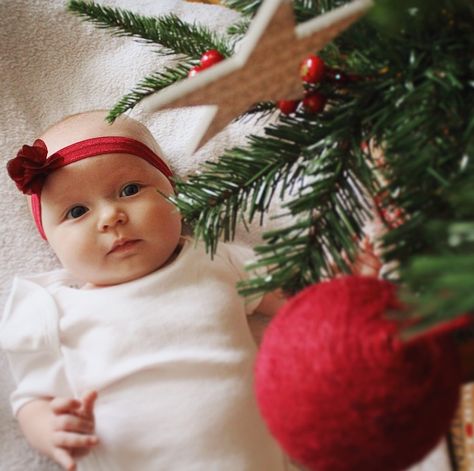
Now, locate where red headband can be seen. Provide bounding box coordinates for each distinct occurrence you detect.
[7,136,173,240]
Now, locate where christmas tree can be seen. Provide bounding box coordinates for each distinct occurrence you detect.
[67,0,474,334]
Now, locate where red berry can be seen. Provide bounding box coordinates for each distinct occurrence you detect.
[200,49,224,68]
[300,54,325,84]
[381,207,404,229]
[188,65,204,77]
[302,92,327,113]
[324,67,349,84]
[277,99,299,115]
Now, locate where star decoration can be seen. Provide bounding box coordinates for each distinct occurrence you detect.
[142,0,373,151]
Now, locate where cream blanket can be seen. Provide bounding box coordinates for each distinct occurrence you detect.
[0,0,452,469]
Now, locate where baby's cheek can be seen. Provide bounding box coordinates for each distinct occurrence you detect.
[54,232,96,274]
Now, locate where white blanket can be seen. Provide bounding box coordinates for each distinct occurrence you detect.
[0,0,452,469]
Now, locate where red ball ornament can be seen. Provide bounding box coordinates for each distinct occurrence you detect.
[302,91,327,113]
[300,54,326,83]
[200,49,225,68]
[255,276,461,471]
[277,99,299,115]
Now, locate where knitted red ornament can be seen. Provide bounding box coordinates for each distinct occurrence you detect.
[255,276,461,471]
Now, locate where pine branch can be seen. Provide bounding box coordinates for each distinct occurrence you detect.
[174,103,375,294]
[226,18,251,42]
[106,60,196,122]
[375,56,472,266]
[238,102,276,124]
[293,0,348,22]
[67,0,233,58]
[172,130,307,255]
[174,0,472,305]
[396,169,474,330]
[222,0,329,22]
[221,0,262,17]
[224,0,344,46]
[239,150,372,296]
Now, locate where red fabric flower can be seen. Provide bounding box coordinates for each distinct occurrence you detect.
[7,139,62,195]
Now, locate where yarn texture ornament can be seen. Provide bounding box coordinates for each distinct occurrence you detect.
[255,276,461,471]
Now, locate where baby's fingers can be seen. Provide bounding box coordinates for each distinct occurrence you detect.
[51,447,76,471]
[53,431,99,450]
[50,397,81,415]
[79,390,98,419]
[54,413,95,434]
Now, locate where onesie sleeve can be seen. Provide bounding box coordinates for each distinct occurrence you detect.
[220,243,265,316]
[0,277,70,416]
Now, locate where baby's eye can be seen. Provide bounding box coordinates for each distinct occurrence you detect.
[66,206,89,219]
[120,183,141,197]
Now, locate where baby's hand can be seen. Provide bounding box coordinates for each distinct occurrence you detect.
[49,391,99,470]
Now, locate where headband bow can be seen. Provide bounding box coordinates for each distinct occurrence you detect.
[7,139,63,195]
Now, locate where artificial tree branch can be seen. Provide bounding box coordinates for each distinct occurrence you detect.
[68,0,233,57]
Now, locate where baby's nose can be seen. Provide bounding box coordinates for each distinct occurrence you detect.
[98,205,128,231]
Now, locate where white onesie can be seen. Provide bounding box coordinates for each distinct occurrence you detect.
[1,239,289,471]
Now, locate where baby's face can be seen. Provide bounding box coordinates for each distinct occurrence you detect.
[40,153,182,286]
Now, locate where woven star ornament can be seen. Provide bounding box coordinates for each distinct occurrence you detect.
[142,0,373,151]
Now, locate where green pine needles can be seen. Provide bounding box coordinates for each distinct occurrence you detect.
[105,62,195,123]
[68,1,232,56]
[67,0,233,120]
[67,0,474,330]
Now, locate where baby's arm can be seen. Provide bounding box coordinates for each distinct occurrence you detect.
[17,391,99,471]
[256,290,287,317]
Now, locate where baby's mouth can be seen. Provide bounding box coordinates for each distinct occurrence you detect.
[108,238,141,254]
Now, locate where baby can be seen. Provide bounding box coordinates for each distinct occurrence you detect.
[1,111,289,471]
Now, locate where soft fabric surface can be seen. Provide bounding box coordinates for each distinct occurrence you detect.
[0,0,452,469]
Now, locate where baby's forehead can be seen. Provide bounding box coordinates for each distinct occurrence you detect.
[65,152,158,178]
[43,154,161,196]
[40,113,160,157]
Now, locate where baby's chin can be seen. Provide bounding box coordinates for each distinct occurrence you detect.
[78,243,184,288]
